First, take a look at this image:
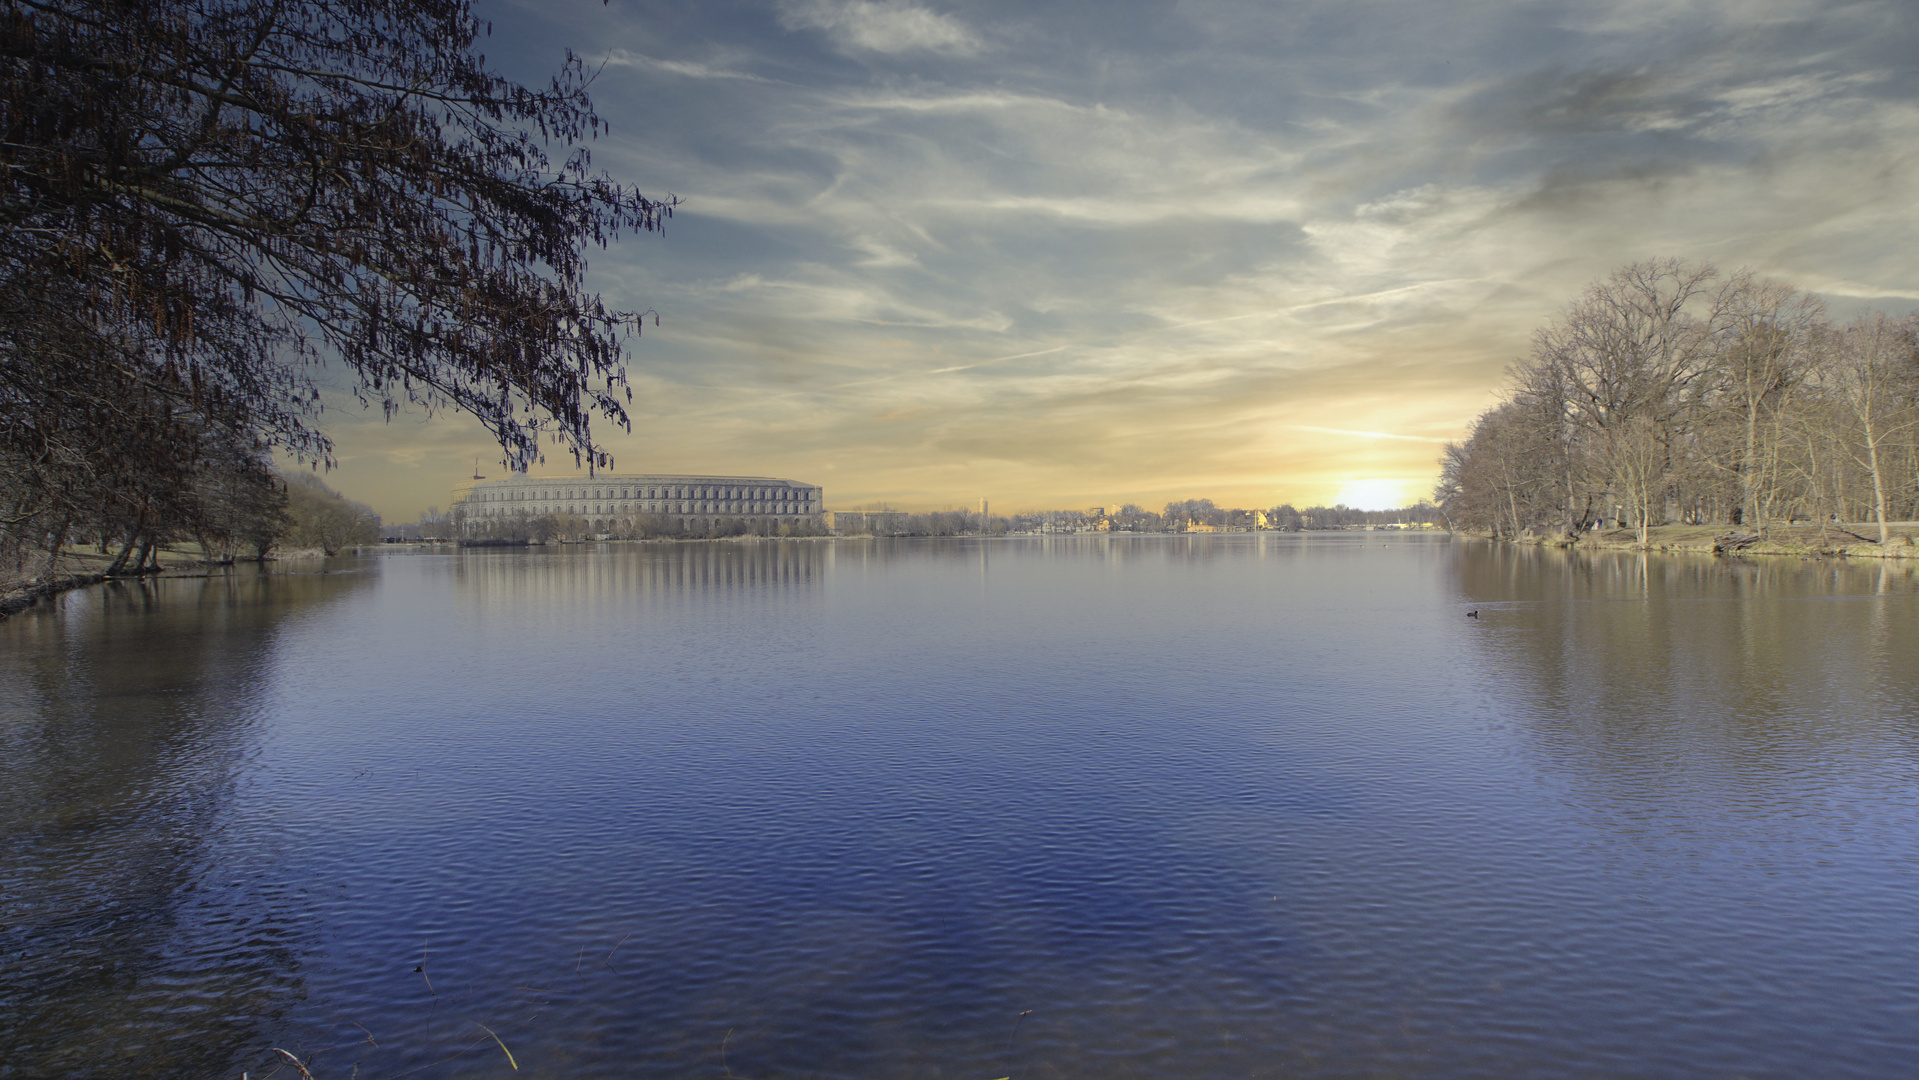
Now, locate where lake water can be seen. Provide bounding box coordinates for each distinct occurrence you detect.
[3,535,1917,1079]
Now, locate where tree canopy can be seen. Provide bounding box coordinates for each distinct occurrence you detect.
[1,0,670,579]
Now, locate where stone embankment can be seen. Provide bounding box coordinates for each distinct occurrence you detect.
[1496,523,1919,559]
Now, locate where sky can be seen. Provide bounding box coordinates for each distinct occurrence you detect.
[316,0,1919,519]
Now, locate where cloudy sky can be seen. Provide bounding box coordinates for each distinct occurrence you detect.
[321,0,1919,519]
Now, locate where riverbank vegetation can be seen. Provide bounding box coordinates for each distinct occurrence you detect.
[2,1,667,596]
[0,471,377,616]
[1574,522,1918,558]
[1437,259,1919,548]
[282,475,381,555]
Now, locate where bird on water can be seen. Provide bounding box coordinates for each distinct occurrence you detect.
[1466,610,1479,618]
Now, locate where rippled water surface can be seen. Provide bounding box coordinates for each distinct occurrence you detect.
[4,535,1918,1079]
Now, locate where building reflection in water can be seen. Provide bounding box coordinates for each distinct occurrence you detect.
[446,539,826,607]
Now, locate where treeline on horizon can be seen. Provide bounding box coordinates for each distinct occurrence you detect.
[392,498,1443,543]
[858,500,1445,536]
[1438,259,1919,546]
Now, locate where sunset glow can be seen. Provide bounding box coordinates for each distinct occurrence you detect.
[1333,480,1419,512]
[311,0,1919,520]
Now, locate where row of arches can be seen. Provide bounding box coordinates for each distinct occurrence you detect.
[475,485,809,504]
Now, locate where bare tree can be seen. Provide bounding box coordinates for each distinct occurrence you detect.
[1827,314,1919,544]
[2,0,672,577]
[1525,259,1723,546]
[1444,260,1919,546]
[1702,274,1824,531]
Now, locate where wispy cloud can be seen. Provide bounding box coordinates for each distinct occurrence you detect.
[779,0,981,55]
[327,0,1919,519]
[600,49,778,83]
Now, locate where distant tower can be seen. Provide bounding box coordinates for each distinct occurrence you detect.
[980,497,989,525]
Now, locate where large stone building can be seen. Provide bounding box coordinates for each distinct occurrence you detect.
[450,473,822,534]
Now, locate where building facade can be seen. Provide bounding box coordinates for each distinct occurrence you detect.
[450,474,823,535]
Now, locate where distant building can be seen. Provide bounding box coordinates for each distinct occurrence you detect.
[451,473,822,533]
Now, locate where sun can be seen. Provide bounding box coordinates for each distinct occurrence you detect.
[1333,478,1411,511]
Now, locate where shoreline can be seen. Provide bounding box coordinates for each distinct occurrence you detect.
[32,526,1898,619]
[0,548,298,620]
[1476,523,1919,560]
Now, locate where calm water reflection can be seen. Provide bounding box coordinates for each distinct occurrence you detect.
[2,536,1916,1079]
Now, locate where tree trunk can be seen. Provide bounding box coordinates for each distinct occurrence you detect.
[105,527,139,575]
[43,516,71,580]
[1564,457,1578,537]
[1865,427,1891,544]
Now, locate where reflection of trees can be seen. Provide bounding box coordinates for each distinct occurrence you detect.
[0,566,366,1078]
[1449,543,1919,806]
